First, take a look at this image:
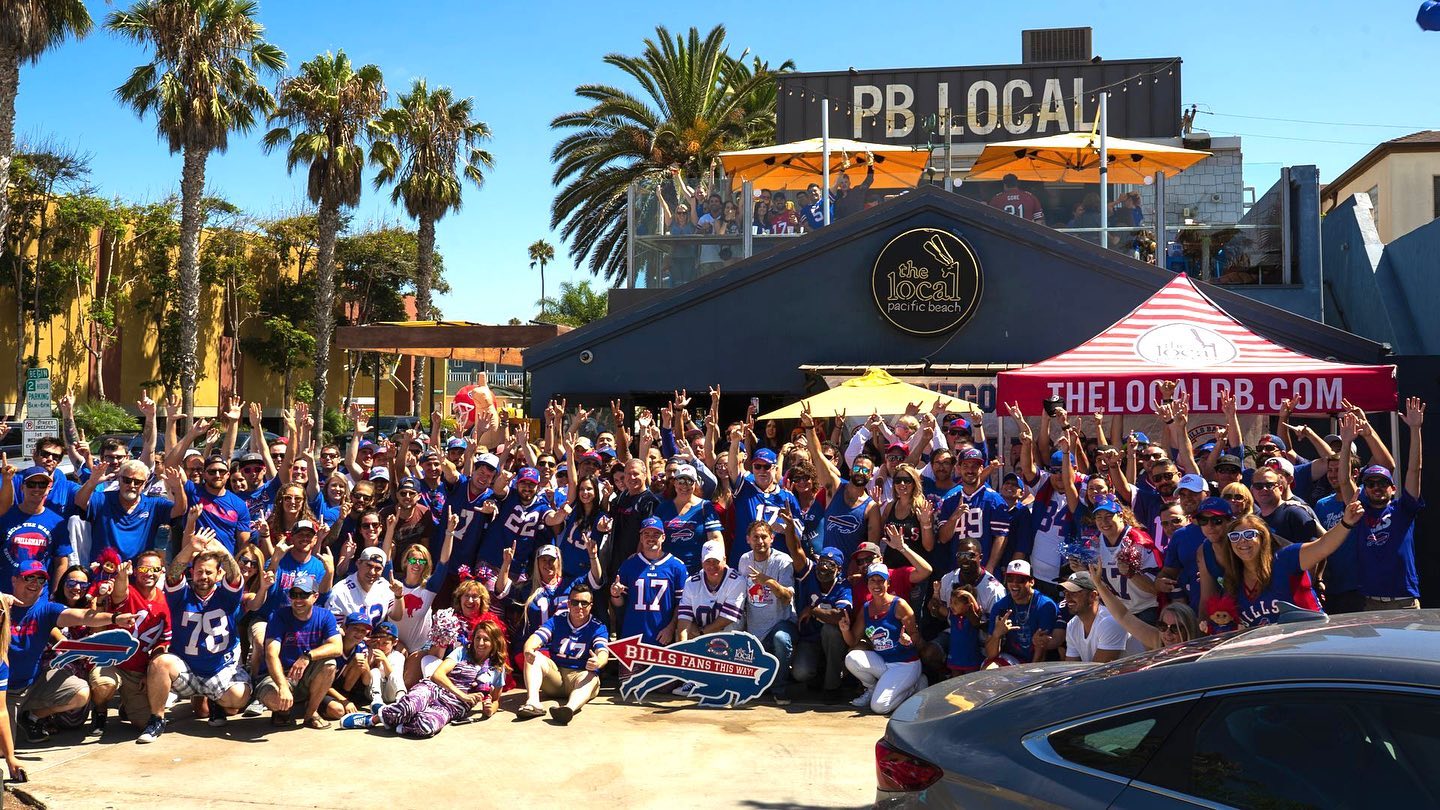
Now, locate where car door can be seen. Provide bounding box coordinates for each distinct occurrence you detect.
[1111,685,1440,809]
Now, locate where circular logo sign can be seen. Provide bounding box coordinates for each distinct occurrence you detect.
[1133,323,1239,367]
[871,228,983,336]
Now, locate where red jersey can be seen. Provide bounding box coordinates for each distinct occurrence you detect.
[113,585,172,673]
[988,190,1044,223]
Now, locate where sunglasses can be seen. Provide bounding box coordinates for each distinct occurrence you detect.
[352,495,374,502]
[752,463,772,471]
[64,579,90,589]
[1362,479,1391,488]
[1228,529,1260,544]
[1161,517,1187,526]
[321,452,340,459]
[1252,482,1279,491]
[1197,515,1228,526]
[1257,445,1280,453]
[945,429,968,436]
[288,589,313,599]
[1223,494,1248,502]
[138,565,164,574]
[240,465,264,474]
[1142,453,1165,461]
[956,551,979,561]
[885,454,905,462]
[19,574,47,583]
[121,476,147,486]
[36,450,62,462]
[1151,472,1177,482]
[789,475,812,483]
[22,480,48,489]
[894,479,914,486]
[238,557,258,567]
[569,599,593,607]
[360,522,381,530]
[1159,621,1183,634]
[103,454,128,462]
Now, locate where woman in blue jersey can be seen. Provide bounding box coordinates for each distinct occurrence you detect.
[552,475,611,582]
[653,464,724,572]
[315,474,350,527]
[1199,504,1360,628]
[841,564,923,715]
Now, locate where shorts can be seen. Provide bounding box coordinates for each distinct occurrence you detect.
[91,667,151,723]
[10,668,87,716]
[255,659,336,707]
[172,659,251,702]
[539,662,591,699]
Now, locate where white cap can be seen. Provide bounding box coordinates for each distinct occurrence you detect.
[1263,456,1295,478]
[672,464,698,481]
[475,453,500,470]
[574,437,593,451]
[1004,559,1033,579]
[701,540,725,563]
[358,547,387,564]
[536,544,560,560]
[1177,473,1208,493]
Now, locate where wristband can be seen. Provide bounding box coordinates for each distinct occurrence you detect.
[1341,520,1357,530]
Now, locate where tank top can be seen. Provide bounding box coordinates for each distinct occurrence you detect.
[864,597,917,664]
[822,486,871,559]
[882,506,922,569]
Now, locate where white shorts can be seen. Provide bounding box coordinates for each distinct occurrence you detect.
[171,659,250,700]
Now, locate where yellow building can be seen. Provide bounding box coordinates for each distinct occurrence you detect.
[0,218,423,420]
[1321,131,1440,243]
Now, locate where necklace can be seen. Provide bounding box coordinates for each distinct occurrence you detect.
[1009,598,1034,630]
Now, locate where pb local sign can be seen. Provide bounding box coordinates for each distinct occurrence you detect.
[871,227,983,335]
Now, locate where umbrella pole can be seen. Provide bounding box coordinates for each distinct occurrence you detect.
[823,98,831,226]
[1154,170,1166,267]
[1099,92,1109,251]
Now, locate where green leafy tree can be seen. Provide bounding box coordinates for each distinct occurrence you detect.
[0,1,92,244]
[73,399,140,438]
[263,50,386,418]
[528,238,554,315]
[107,0,285,415]
[129,198,183,392]
[198,196,262,398]
[549,25,792,282]
[373,78,492,414]
[535,280,608,328]
[242,313,314,404]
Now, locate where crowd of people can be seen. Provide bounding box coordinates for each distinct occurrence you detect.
[0,381,1424,772]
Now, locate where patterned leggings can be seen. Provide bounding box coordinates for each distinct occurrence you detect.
[378,680,468,738]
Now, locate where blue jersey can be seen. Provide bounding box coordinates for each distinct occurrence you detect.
[512,577,580,639]
[988,593,1058,662]
[184,482,250,553]
[263,552,328,617]
[165,577,246,677]
[8,597,66,690]
[478,491,553,573]
[87,489,175,562]
[534,614,609,670]
[947,612,984,670]
[940,485,1012,570]
[729,475,800,565]
[266,607,339,669]
[1162,524,1209,608]
[862,597,917,664]
[0,506,69,586]
[654,498,722,571]
[1236,543,1320,627]
[1357,491,1423,599]
[793,496,825,557]
[820,486,872,560]
[416,477,449,524]
[796,570,852,640]
[1313,494,1358,596]
[448,478,496,569]
[616,552,688,644]
[555,511,606,582]
[246,477,279,523]
[11,472,80,518]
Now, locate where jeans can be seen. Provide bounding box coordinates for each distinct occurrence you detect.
[792,624,847,690]
[761,621,797,695]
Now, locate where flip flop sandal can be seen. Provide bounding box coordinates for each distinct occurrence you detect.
[304,716,332,730]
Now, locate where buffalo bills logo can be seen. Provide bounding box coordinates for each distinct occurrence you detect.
[203,501,241,522]
[51,629,140,669]
[1366,513,1394,547]
[667,524,696,545]
[612,631,779,708]
[826,515,862,534]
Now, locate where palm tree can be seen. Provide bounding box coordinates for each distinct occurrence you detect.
[0,2,92,256]
[108,0,285,416]
[528,239,554,314]
[372,78,493,414]
[535,280,607,328]
[263,50,386,419]
[549,25,791,282]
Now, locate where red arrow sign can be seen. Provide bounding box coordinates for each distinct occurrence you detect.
[607,635,766,682]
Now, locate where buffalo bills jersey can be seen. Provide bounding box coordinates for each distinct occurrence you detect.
[821,487,872,560]
[184,482,250,552]
[534,613,608,670]
[940,485,1011,570]
[654,498,722,571]
[729,475,800,565]
[166,577,245,677]
[676,568,746,629]
[616,552,688,644]
[1236,543,1321,627]
[8,597,66,690]
[447,478,496,568]
[478,491,553,572]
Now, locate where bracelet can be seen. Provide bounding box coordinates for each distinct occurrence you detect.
[1341,520,1357,530]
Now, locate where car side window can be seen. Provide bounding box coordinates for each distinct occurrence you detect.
[1047,701,1193,780]
[1151,690,1440,810]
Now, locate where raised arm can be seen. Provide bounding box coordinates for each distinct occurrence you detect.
[1008,403,1038,485]
[220,396,242,461]
[137,392,158,469]
[1088,562,1161,649]
[1299,500,1365,571]
[1402,397,1424,499]
[248,402,276,478]
[1337,412,1359,504]
[610,400,633,465]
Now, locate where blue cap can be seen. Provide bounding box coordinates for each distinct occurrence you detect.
[1196,441,1216,454]
[517,467,541,483]
[819,547,846,566]
[958,447,984,463]
[753,448,778,465]
[1361,465,1394,484]
[1002,472,1023,488]
[358,440,377,451]
[1197,496,1234,517]
[597,446,617,459]
[372,621,399,638]
[946,417,971,432]
[289,572,318,594]
[16,559,45,577]
[397,476,422,492]
[345,611,373,628]
[445,437,467,450]
[640,516,665,532]
[1092,495,1123,515]
[18,465,50,482]
[1259,434,1287,451]
[1132,431,1150,444]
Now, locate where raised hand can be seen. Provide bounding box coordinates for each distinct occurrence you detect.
[1344,498,1365,524]
[223,395,242,424]
[1403,397,1426,429]
[59,389,75,416]
[883,524,905,550]
[247,401,263,429]
[994,610,1016,636]
[165,393,181,419]
[137,392,156,419]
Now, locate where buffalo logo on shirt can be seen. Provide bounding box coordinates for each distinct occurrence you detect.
[203,501,241,522]
[1364,512,1394,547]
[868,626,896,652]
[826,514,861,533]
[402,592,424,616]
[666,522,696,546]
[747,581,773,606]
[6,527,49,561]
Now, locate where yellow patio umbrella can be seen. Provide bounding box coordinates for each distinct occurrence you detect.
[718,138,930,189]
[967,131,1210,184]
[759,368,984,421]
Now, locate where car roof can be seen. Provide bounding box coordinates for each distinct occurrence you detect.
[1198,609,1440,662]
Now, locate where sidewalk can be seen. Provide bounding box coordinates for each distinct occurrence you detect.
[10,692,886,809]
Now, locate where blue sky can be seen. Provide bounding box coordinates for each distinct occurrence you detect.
[16,1,1438,323]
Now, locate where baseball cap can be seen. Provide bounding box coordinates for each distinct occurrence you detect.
[19,465,50,482]
[640,516,665,533]
[1322,433,1343,445]
[1195,441,1217,454]
[1258,433,1287,450]
[1214,454,1243,472]
[419,450,441,462]
[1263,457,1295,478]
[555,463,568,476]
[1197,496,1234,518]
[397,476,421,492]
[578,451,602,466]
[358,547,387,565]
[1091,495,1123,515]
[753,448,778,465]
[446,437,468,450]
[237,451,265,467]
[864,563,890,581]
[183,448,203,460]
[819,547,845,566]
[1176,473,1208,494]
[475,453,500,471]
[946,417,971,432]
[701,540,725,563]
[597,446,617,459]
[1060,571,1097,592]
[672,464,698,482]
[345,611,373,628]
[517,467,541,483]
[372,621,399,638]
[16,559,45,577]
[1002,472,1023,488]
[1131,431,1150,444]
[290,519,316,534]
[958,447,984,463]
[290,572,319,594]
[1361,465,1394,484]
[1048,450,1070,468]
[358,440,377,452]
[573,436,593,451]
[204,455,229,470]
[536,544,561,560]
[884,442,908,457]
[1004,559,1033,579]
[854,541,882,559]
[369,467,390,481]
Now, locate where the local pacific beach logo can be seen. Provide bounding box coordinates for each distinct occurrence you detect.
[871,227,983,336]
[609,630,779,708]
[1134,323,1238,367]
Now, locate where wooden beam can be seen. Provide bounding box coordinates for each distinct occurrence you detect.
[334,323,568,358]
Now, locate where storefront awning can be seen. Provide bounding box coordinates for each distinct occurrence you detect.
[334,321,570,365]
[997,274,1397,414]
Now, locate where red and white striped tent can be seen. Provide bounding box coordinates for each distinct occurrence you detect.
[997,274,1397,415]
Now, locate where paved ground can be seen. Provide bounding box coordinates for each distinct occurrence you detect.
[8,691,886,809]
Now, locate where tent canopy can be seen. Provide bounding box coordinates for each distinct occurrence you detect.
[996,275,1396,415]
[759,367,984,421]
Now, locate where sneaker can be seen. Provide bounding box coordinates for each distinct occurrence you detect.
[137,715,165,744]
[772,691,792,707]
[850,688,874,709]
[516,703,546,720]
[549,705,574,725]
[89,705,109,735]
[206,699,227,728]
[242,700,264,718]
[340,712,373,730]
[673,682,696,698]
[19,712,49,743]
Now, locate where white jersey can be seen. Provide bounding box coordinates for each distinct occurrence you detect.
[937,568,1006,614]
[327,573,396,626]
[1064,607,1130,663]
[1096,533,1159,615]
[676,568,746,630]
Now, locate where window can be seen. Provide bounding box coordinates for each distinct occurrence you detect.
[1045,701,1194,780]
[1141,690,1440,810]
[1432,176,1440,220]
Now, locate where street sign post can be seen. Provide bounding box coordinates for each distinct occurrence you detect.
[22,418,60,458]
[25,368,51,419]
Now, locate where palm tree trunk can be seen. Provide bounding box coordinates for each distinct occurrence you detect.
[0,46,17,253]
[540,260,547,314]
[311,196,342,421]
[412,215,437,416]
[176,144,208,417]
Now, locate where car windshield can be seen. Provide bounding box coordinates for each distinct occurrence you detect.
[989,633,1237,705]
